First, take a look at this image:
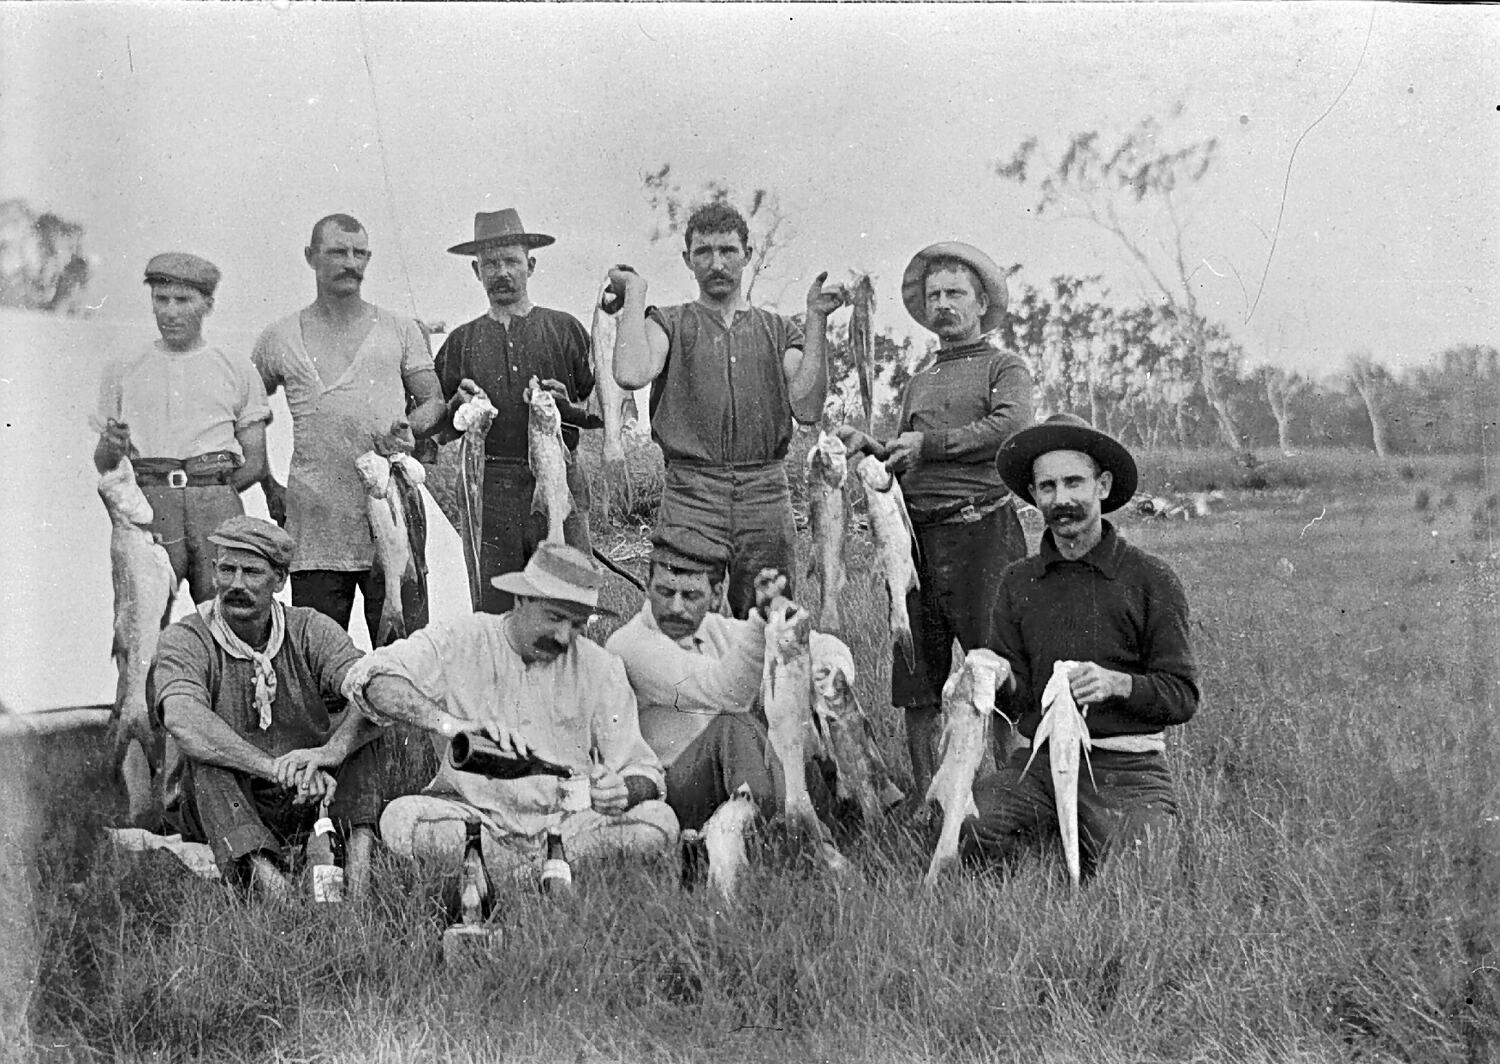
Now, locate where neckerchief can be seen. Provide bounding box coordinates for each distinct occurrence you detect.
[198,598,285,730]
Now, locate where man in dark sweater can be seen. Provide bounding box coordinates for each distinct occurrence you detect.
[961,414,1199,879]
[839,242,1033,799]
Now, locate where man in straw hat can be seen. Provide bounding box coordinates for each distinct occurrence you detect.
[252,213,446,643]
[837,241,1033,800]
[960,413,1199,879]
[432,208,601,614]
[152,516,384,898]
[344,542,676,909]
[94,252,272,603]
[609,202,843,619]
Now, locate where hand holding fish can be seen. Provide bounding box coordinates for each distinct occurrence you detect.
[753,568,790,617]
[372,418,416,457]
[589,763,630,816]
[1066,661,1132,706]
[262,476,288,527]
[446,377,485,419]
[806,271,845,319]
[536,378,597,428]
[94,418,133,473]
[833,424,888,460]
[884,431,925,474]
[607,265,646,302]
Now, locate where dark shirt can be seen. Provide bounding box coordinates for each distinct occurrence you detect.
[987,521,1198,740]
[645,302,804,465]
[434,308,594,458]
[898,338,1033,510]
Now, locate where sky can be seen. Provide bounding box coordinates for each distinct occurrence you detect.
[2,1,1496,378]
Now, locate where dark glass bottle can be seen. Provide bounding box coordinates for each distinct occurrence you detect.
[448,733,571,780]
[306,815,344,903]
[539,831,572,894]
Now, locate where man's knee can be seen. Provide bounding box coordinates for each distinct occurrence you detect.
[379,796,473,866]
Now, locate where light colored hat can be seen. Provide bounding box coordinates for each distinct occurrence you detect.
[447,208,556,256]
[995,413,1138,512]
[901,241,1008,335]
[143,252,221,297]
[491,542,610,613]
[208,515,295,569]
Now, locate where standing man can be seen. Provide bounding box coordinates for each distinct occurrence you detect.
[432,209,599,614]
[611,202,841,618]
[252,214,446,642]
[839,242,1033,798]
[94,253,272,603]
[962,413,1198,879]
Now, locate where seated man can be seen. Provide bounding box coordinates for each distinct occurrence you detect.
[343,542,676,908]
[151,516,382,898]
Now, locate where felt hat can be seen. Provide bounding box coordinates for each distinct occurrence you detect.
[650,526,730,580]
[995,413,1138,512]
[491,542,611,614]
[447,209,556,256]
[143,252,221,297]
[901,241,1008,335]
[207,515,295,570]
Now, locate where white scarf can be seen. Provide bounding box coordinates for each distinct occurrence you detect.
[199,598,285,731]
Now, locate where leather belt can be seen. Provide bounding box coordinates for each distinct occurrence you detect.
[134,452,238,488]
[907,489,1010,527]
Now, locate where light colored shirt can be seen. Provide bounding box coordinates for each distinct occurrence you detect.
[251,308,430,571]
[94,340,271,460]
[344,613,663,838]
[604,603,765,767]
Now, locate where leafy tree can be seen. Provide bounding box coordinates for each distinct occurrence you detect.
[642,164,789,305]
[1347,352,1393,458]
[1257,365,1307,454]
[0,199,92,314]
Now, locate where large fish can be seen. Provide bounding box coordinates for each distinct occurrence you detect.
[923,648,1006,888]
[1021,660,1095,886]
[98,457,176,826]
[810,632,902,825]
[761,602,848,873]
[805,432,849,630]
[701,782,758,902]
[847,273,876,433]
[453,390,497,610]
[354,451,425,646]
[525,377,572,544]
[586,271,637,517]
[855,454,920,670]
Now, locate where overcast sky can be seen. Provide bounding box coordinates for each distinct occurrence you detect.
[3,1,1495,377]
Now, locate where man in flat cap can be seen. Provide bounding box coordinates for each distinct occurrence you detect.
[252,214,446,644]
[838,242,1033,801]
[959,414,1198,880]
[150,515,383,898]
[430,209,601,614]
[94,252,272,603]
[609,202,843,618]
[344,542,675,915]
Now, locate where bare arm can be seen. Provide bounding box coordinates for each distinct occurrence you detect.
[610,268,670,390]
[162,693,278,780]
[786,273,841,425]
[269,707,378,789]
[360,673,533,757]
[232,420,268,491]
[403,366,448,440]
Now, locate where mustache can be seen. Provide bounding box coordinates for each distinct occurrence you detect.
[535,637,567,656]
[1044,504,1087,521]
[660,613,693,629]
[222,592,255,606]
[338,269,363,281]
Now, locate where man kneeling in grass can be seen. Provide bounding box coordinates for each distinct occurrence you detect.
[152,516,382,898]
[342,542,676,914]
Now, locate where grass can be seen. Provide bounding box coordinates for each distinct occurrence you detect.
[8,446,1500,1062]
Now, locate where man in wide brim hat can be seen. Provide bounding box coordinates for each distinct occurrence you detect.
[447,209,556,256]
[901,240,1009,336]
[995,411,1138,512]
[487,540,616,619]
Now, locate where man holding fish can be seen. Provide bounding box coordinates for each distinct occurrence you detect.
[252,214,446,643]
[432,209,600,614]
[838,242,1033,800]
[961,414,1198,881]
[610,202,841,618]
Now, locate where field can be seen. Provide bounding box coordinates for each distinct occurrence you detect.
[6,446,1499,1063]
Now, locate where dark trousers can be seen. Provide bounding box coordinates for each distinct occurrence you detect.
[476,456,593,615]
[959,747,1179,881]
[292,568,429,648]
[141,482,244,604]
[665,715,781,831]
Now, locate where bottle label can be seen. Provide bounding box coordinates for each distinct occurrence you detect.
[540,858,572,889]
[312,863,345,903]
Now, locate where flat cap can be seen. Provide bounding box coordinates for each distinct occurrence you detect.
[143,252,221,296]
[650,526,729,578]
[207,515,295,570]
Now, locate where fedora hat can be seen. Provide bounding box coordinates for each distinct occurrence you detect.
[995,413,1138,512]
[447,209,556,256]
[490,541,615,615]
[901,241,1008,335]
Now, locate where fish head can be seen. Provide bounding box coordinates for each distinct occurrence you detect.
[855,453,892,492]
[526,379,563,432]
[766,602,813,665]
[809,632,857,708]
[353,451,391,496]
[807,431,848,488]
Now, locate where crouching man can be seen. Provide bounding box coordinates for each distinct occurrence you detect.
[151,516,382,897]
[342,543,676,909]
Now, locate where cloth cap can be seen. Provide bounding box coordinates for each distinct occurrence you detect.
[207,515,295,570]
[447,208,556,256]
[143,252,221,297]
[491,542,611,613]
[901,241,1008,334]
[649,526,730,580]
[994,412,1138,512]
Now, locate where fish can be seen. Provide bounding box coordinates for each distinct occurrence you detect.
[97,457,176,826]
[810,632,903,825]
[701,782,758,902]
[855,453,920,671]
[525,376,572,543]
[761,602,848,873]
[453,390,497,610]
[923,647,1006,888]
[587,271,637,517]
[847,273,877,433]
[1021,660,1095,886]
[354,451,424,646]
[805,431,849,630]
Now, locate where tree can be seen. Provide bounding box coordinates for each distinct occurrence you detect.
[1258,365,1307,454]
[1347,352,1393,458]
[997,110,1247,450]
[0,199,92,314]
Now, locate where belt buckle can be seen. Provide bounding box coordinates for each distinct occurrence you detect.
[167,469,189,489]
[957,503,980,523]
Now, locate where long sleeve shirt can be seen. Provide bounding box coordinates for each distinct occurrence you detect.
[987,521,1199,740]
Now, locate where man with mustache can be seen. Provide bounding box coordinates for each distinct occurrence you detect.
[93,253,272,603]
[343,542,675,911]
[251,214,446,643]
[429,209,600,614]
[962,414,1199,879]
[838,242,1033,801]
[611,202,841,618]
[151,516,383,898]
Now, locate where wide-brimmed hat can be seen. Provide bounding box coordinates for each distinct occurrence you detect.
[901,241,1008,335]
[208,515,295,570]
[491,542,613,614]
[144,252,221,297]
[447,209,556,256]
[995,413,1138,512]
[650,525,730,580]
